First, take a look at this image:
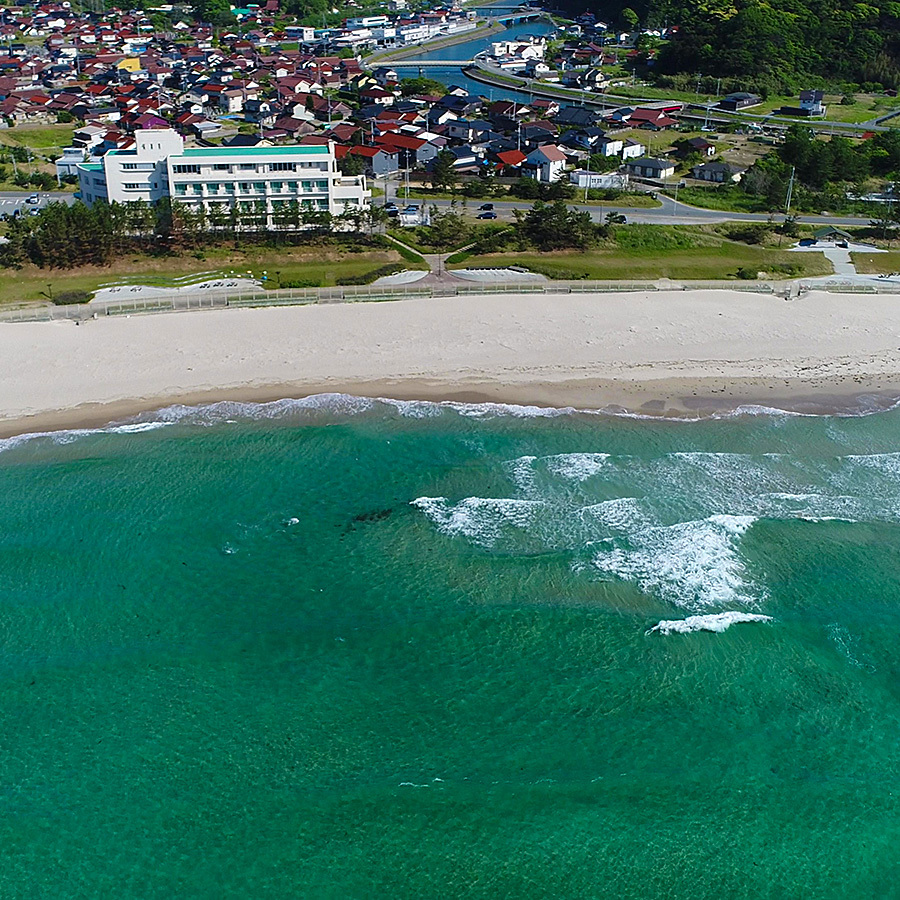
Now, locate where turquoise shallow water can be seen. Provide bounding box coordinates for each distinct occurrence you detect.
[3,395,900,898]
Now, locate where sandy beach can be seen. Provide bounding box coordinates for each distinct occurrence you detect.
[2,288,900,434]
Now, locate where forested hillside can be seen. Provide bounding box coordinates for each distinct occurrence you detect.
[582,0,900,90]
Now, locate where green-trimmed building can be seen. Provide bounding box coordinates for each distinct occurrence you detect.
[77,129,370,226]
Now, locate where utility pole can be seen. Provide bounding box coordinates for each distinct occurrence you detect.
[583,152,589,202]
[785,165,795,216]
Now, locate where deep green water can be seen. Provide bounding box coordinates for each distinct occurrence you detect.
[3,395,900,898]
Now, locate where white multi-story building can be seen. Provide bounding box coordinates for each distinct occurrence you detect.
[76,129,370,226]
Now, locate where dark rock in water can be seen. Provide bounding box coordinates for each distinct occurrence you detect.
[352,508,393,525]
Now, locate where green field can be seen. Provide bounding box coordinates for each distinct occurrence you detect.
[850,250,900,274]
[664,185,770,213]
[0,243,425,306]
[0,124,75,151]
[453,242,832,281]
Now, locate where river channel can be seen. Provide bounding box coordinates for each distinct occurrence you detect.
[399,3,557,103]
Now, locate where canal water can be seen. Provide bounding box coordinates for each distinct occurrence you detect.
[401,4,557,102]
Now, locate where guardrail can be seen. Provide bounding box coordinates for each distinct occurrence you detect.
[1,279,898,323]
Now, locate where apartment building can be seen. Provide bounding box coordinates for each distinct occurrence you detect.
[76,129,370,226]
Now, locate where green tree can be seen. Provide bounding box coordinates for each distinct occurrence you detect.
[430,150,458,192]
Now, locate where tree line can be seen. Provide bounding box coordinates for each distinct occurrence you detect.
[0,199,387,269]
[738,125,900,212]
[557,0,900,92]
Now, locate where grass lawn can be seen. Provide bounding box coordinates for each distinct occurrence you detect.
[663,184,771,213]
[751,93,899,124]
[850,251,900,274]
[388,222,506,254]
[453,242,832,281]
[0,243,423,306]
[0,124,75,151]
[576,192,661,208]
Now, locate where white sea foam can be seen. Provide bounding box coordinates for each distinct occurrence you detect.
[592,514,758,609]
[648,611,773,635]
[579,497,652,531]
[545,453,611,482]
[506,455,538,497]
[0,419,173,455]
[411,496,542,548]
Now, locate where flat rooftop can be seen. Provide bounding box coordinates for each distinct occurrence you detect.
[179,145,331,157]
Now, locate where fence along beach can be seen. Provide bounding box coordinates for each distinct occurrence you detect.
[2,287,900,435]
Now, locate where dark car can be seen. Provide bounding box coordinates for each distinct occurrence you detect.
[477,211,498,219]
[479,203,494,211]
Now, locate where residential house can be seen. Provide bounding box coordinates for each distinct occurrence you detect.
[624,156,675,179]
[718,91,761,111]
[569,169,628,190]
[523,144,567,182]
[691,161,744,183]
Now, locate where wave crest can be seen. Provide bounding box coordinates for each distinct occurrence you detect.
[648,611,774,635]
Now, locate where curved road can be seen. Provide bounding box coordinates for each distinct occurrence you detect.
[420,192,875,226]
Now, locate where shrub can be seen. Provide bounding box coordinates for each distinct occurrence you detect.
[270,277,322,289]
[53,289,92,305]
[336,263,404,285]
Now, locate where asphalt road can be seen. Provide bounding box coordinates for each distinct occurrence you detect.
[421,192,875,227]
[0,191,75,215]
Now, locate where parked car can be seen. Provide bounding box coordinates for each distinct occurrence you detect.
[479,203,494,211]
[403,204,419,212]
[477,211,497,219]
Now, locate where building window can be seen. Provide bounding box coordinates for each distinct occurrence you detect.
[123,183,142,189]
[175,185,187,194]
[253,182,265,193]
[192,184,203,194]
[286,181,298,191]
[213,163,229,170]
[207,183,219,193]
[240,182,251,192]
[315,180,328,191]
[93,178,103,186]
[173,164,201,174]
[269,162,296,172]
[239,163,256,170]
[270,181,282,191]
[225,184,235,193]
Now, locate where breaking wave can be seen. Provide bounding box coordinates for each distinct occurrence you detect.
[648,612,774,635]
[591,515,759,609]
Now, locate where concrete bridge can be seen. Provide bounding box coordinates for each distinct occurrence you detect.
[376,59,476,66]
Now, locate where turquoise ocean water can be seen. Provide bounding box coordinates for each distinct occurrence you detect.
[3,394,900,898]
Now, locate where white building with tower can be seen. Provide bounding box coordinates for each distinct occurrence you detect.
[76,129,370,226]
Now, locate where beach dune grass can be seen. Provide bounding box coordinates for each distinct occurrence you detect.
[851,251,900,274]
[0,244,424,306]
[452,244,832,281]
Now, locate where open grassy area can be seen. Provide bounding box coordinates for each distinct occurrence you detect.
[453,229,833,280]
[0,242,423,306]
[663,184,771,213]
[0,124,75,151]
[388,222,506,254]
[751,92,899,124]
[850,251,900,274]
